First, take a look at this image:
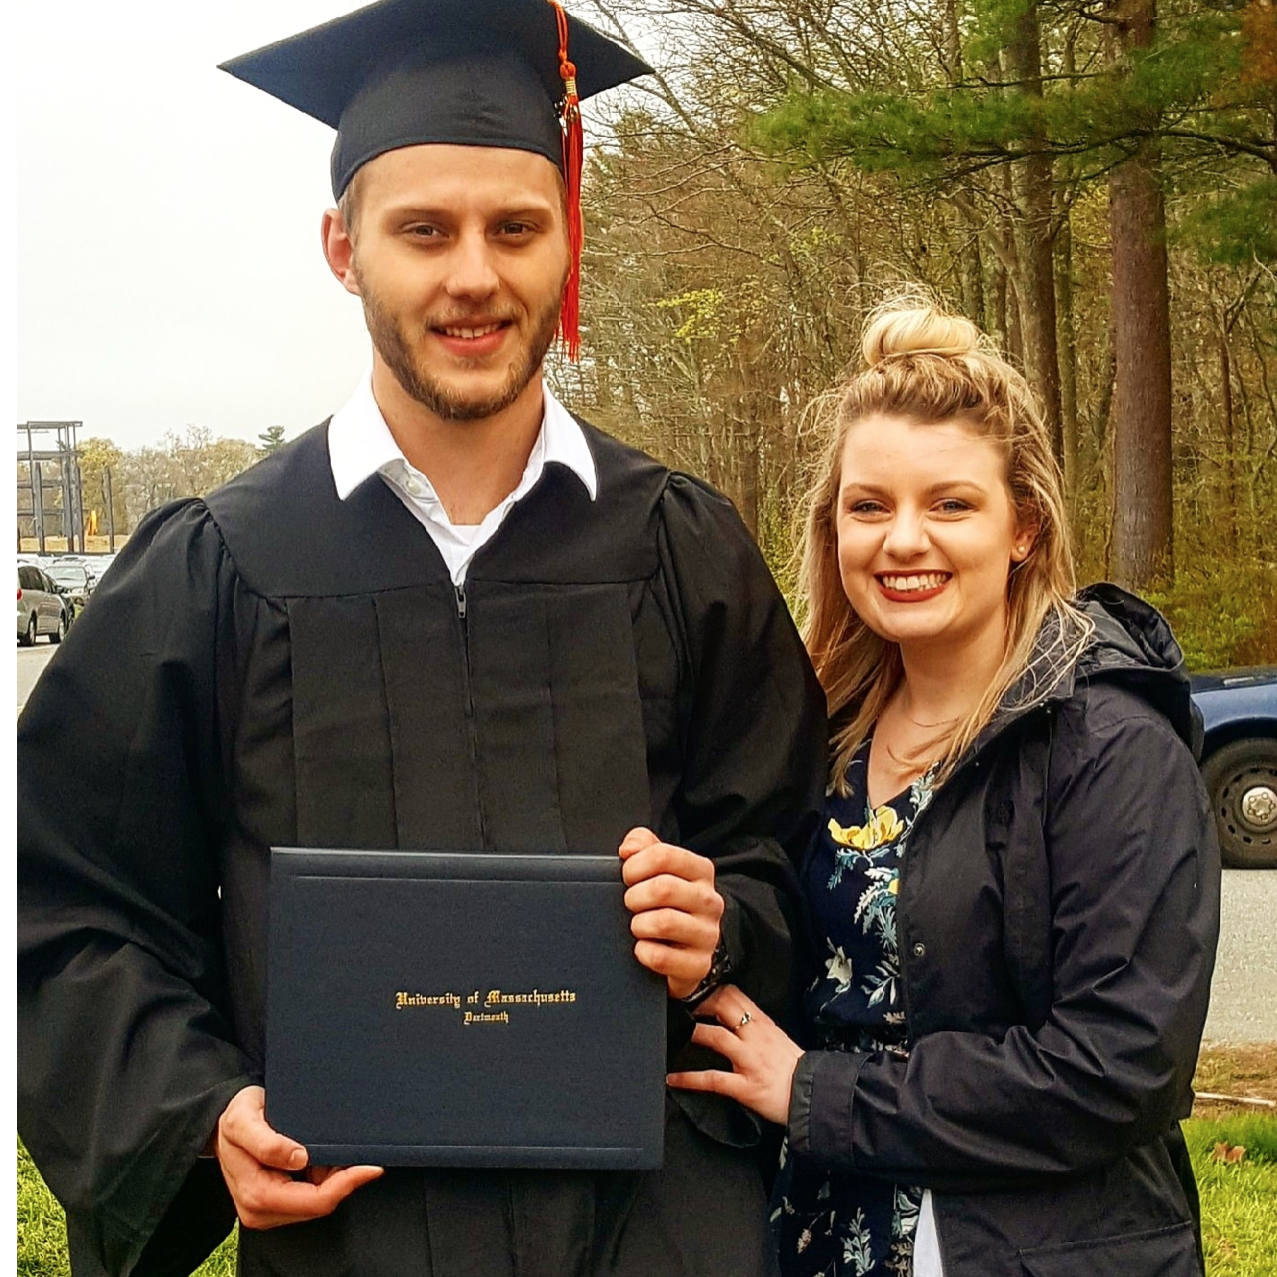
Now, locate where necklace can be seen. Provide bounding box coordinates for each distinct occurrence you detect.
[894,692,963,731]
[881,700,956,772]
[901,708,960,730]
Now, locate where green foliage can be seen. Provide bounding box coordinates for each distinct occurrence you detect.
[1146,563,1277,669]
[748,84,1044,176]
[656,289,730,342]
[964,0,1037,69]
[1177,179,1277,266]
[257,425,288,456]
[746,2,1258,187]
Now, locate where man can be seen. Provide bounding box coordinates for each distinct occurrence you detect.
[18,2,826,1274]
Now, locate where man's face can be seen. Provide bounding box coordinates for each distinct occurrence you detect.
[342,144,570,421]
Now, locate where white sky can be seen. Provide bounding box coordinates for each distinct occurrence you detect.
[18,0,379,452]
[18,0,653,453]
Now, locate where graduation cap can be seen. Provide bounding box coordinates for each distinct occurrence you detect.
[220,0,651,359]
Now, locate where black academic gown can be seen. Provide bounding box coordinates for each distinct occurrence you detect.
[18,420,827,1277]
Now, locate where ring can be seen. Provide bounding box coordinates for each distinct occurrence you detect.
[737,1012,752,1029]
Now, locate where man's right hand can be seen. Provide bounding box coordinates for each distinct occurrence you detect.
[214,1085,384,1230]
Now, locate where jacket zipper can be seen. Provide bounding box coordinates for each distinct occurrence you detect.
[895,701,1054,1274]
[455,581,487,845]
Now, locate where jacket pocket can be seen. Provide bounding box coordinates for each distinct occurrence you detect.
[1018,1220,1199,1277]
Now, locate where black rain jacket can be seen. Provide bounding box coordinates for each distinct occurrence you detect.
[787,584,1221,1277]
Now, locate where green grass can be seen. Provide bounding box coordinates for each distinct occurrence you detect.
[18,1121,1277,1274]
[1185,1116,1277,1276]
[17,1139,237,1277]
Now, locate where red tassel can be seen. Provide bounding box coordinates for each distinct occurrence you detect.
[549,1,584,361]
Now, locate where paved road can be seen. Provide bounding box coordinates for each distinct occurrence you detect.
[17,644,56,710]
[1204,870,1277,1043]
[16,646,1277,1041]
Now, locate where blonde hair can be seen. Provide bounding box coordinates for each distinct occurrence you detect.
[800,294,1092,792]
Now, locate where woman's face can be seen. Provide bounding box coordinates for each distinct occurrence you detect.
[836,413,1033,658]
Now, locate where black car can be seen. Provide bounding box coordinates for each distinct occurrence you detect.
[1191,668,1277,868]
[45,562,94,616]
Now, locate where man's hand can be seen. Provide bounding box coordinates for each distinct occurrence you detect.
[619,826,724,1000]
[214,1085,383,1230]
[666,985,804,1126]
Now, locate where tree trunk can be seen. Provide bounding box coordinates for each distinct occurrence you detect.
[1219,321,1238,552]
[737,429,760,538]
[999,166,1024,367]
[961,224,984,325]
[1055,32,1080,504]
[1108,0,1174,590]
[1055,200,1079,504]
[988,236,1009,352]
[1007,1,1063,461]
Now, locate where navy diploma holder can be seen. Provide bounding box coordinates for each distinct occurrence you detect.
[266,848,666,1169]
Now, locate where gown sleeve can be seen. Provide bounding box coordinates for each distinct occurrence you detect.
[786,703,1221,1190]
[656,474,827,1025]
[18,501,259,1276]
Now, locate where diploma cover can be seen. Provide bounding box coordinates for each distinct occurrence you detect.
[266,848,666,1169]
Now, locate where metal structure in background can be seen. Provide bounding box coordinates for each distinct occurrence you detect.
[17,421,86,554]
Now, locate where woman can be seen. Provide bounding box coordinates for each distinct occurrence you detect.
[669,300,1220,1277]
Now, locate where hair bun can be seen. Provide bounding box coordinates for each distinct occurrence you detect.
[862,303,982,368]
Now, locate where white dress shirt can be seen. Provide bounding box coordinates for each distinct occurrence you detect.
[327,373,598,585]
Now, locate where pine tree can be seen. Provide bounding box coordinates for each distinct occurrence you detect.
[257,425,287,456]
[745,0,1270,589]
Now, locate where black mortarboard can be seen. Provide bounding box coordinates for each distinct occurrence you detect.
[220,0,650,357]
[219,0,650,198]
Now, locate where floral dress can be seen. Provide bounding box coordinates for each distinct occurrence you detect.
[772,738,936,1277]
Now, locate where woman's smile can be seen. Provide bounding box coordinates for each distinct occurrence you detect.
[874,572,951,601]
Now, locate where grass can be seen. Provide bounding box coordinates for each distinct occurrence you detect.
[18,1093,1277,1275]
[17,1139,237,1277]
[1185,1114,1277,1275]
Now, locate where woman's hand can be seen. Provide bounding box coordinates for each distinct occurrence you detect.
[666,985,804,1126]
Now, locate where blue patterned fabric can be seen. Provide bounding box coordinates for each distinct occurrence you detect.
[772,739,935,1276]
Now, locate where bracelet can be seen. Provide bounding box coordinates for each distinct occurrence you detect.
[679,937,732,1008]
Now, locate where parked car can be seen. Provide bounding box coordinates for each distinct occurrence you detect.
[45,562,94,616]
[16,564,71,646]
[1191,668,1277,869]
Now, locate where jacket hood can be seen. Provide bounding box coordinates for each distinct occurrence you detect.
[993,584,1197,754]
[1062,583,1197,750]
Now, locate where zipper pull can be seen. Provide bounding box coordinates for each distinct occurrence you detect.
[455,583,467,620]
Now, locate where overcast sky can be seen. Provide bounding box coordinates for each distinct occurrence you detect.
[18,0,656,454]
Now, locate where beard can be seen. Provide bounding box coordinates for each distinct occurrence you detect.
[358,275,564,423]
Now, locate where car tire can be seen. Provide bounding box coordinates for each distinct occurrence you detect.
[1202,737,1277,869]
[20,616,37,648]
[50,610,67,644]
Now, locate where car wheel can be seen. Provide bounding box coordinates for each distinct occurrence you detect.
[50,610,68,644]
[20,616,37,648]
[1202,738,1277,869]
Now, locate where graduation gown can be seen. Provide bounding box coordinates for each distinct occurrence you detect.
[18,420,827,1277]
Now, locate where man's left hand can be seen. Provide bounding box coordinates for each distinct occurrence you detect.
[619,827,724,999]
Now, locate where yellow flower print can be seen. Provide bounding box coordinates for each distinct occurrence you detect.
[888,878,900,895]
[827,804,905,851]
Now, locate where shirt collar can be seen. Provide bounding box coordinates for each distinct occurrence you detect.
[327,372,597,502]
